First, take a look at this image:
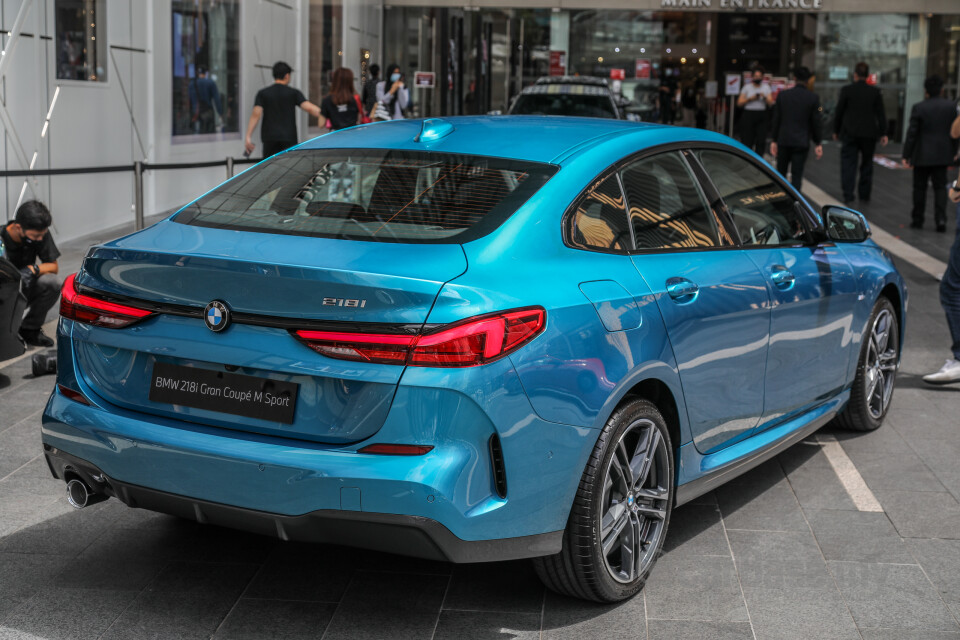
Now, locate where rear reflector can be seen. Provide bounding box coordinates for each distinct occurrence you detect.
[58,383,90,405]
[358,444,434,456]
[60,273,153,329]
[293,307,545,368]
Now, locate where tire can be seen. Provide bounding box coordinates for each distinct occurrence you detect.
[835,297,899,432]
[534,399,673,602]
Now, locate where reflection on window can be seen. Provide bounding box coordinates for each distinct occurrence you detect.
[308,0,343,129]
[698,150,804,247]
[172,0,240,137]
[55,0,107,82]
[621,152,721,250]
[569,175,630,252]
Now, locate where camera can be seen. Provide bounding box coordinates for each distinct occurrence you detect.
[31,349,57,377]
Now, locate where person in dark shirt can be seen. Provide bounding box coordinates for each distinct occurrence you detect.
[769,66,824,191]
[244,61,324,159]
[320,67,362,131]
[189,66,223,134]
[833,62,888,204]
[0,200,60,347]
[361,64,380,115]
[902,75,960,232]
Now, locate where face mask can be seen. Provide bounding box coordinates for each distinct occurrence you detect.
[390,73,401,83]
[21,236,37,246]
[753,78,762,85]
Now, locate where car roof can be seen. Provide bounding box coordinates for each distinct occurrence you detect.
[296,116,741,165]
[518,83,612,97]
[534,76,609,87]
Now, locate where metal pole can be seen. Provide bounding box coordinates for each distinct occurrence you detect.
[134,161,144,231]
[728,95,735,138]
[226,156,234,179]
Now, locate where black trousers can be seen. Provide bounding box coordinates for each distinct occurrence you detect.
[840,137,876,201]
[739,110,769,156]
[912,165,948,228]
[262,140,297,159]
[21,273,61,331]
[776,146,809,192]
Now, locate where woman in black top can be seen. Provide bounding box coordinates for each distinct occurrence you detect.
[320,68,362,131]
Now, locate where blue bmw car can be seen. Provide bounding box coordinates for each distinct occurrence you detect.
[42,117,905,602]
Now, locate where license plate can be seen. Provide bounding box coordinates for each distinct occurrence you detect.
[149,362,299,424]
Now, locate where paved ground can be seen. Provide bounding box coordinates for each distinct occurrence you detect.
[1,162,960,639]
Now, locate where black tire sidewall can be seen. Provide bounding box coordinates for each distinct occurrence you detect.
[849,297,899,430]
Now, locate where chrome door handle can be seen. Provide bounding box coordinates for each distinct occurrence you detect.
[770,267,796,290]
[666,277,699,302]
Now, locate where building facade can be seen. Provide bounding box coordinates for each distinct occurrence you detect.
[1,0,958,242]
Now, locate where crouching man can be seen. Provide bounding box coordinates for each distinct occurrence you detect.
[1,201,60,347]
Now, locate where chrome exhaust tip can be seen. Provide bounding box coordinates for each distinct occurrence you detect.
[65,478,107,509]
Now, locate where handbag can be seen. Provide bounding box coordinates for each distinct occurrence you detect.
[355,95,371,124]
[371,101,391,122]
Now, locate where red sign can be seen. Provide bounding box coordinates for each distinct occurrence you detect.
[635,59,651,79]
[413,71,435,88]
[610,68,625,81]
[549,51,566,76]
[867,72,879,86]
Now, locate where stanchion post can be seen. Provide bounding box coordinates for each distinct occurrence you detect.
[728,95,735,138]
[134,160,144,231]
[226,156,234,179]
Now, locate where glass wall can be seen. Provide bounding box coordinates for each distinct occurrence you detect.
[171,0,240,137]
[308,0,343,130]
[55,0,107,82]
[928,15,960,99]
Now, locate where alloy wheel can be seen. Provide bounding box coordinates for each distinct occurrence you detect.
[864,308,898,420]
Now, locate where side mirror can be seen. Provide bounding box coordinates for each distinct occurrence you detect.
[822,205,871,242]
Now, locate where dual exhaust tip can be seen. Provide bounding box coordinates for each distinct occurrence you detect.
[66,478,109,509]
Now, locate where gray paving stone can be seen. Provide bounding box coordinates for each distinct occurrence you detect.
[878,490,960,539]
[644,553,748,622]
[777,443,857,511]
[860,630,960,640]
[541,589,644,640]
[645,620,753,639]
[0,500,119,556]
[0,587,136,640]
[830,423,910,456]
[727,529,835,590]
[0,552,72,621]
[904,538,960,603]
[320,571,448,640]
[742,587,861,640]
[715,460,808,532]
[243,555,353,603]
[212,599,337,640]
[663,502,729,556]
[433,610,541,640]
[828,560,959,632]
[804,509,914,564]
[842,450,945,494]
[442,560,544,613]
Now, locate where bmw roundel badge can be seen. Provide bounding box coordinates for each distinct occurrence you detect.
[203,300,230,333]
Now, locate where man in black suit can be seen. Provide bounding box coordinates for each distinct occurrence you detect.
[902,75,960,231]
[770,67,823,191]
[833,62,888,204]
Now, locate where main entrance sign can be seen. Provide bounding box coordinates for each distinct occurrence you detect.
[661,0,822,9]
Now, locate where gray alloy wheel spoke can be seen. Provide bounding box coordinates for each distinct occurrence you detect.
[616,441,635,489]
[629,514,644,580]
[601,503,628,556]
[635,503,667,520]
[635,486,668,501]
[865,308,897,419]
[619,517,638,582]
[632,429,661,493]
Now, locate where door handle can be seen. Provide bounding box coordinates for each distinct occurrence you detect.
[770,267,796,290]
[666,277,699,302]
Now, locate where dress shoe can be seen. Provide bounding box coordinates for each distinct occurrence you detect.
[936,224,947,233]
[18,328,54,348]
[909,221,923,229]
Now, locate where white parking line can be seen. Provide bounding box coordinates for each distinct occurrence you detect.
[815,432,884,512]
[803,179,948,281]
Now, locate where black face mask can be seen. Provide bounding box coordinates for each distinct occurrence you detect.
[20,236,37,246]
[752,78,762,85]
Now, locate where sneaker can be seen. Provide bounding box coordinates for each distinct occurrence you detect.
[923,359,960,385]
[18,328,54,348]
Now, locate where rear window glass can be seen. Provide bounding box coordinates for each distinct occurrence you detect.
[174,149,557,243]
[510,86,617,119]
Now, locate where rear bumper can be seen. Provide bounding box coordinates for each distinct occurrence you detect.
[43,446,561,563]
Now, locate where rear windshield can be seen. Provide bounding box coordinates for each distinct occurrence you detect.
[174,149,557,243]
[510,86,617,119]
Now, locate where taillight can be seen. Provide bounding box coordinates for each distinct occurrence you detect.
[57,383,90,405]
[60,273,153,329]
[293,307,545,368]
[358,444,434,455]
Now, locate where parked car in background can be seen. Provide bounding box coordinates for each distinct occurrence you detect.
[44,116,905,603]
[509,76,624,119]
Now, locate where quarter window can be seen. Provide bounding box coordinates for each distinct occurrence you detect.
[698,150,807,246]
[568,174,631,253]
[620,152,722,250]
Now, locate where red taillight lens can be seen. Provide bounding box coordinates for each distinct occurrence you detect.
[57,383,89,405]
[59,273,153,329]
[358,444,434,455]
[292,307,545,368]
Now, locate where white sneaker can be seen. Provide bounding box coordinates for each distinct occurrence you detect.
[923,359,960,385]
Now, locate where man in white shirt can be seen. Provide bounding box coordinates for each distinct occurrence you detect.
[738,66,775,156]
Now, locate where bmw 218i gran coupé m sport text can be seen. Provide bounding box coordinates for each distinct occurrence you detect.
[42,116,905,602]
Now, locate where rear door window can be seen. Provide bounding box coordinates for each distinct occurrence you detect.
[175,149,557,244]
[567,174,631,253]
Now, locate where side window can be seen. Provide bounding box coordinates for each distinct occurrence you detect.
[568,174,631,253]
[620,152,722,250]
[698,150,806,246]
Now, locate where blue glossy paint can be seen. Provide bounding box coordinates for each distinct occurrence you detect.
[43,117,906,557]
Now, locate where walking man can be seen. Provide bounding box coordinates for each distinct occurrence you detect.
[902,75,959,232]
[244,61,324,159]
[769,67,823,191]
[0,201,60,347]
[189,66,222,134]
[738,66,774,156]
[833,62,887,204]
[923,113,960,385]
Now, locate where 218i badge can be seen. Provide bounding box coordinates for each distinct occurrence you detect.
[204,300,231,332]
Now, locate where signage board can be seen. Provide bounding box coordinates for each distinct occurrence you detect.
[610,68,626,81]
[635,59,652,79]
[414,71,435,88]
[549,51,566,76]
[725,73,742,96]
[705,80,718,98]
[867,72,880,85]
